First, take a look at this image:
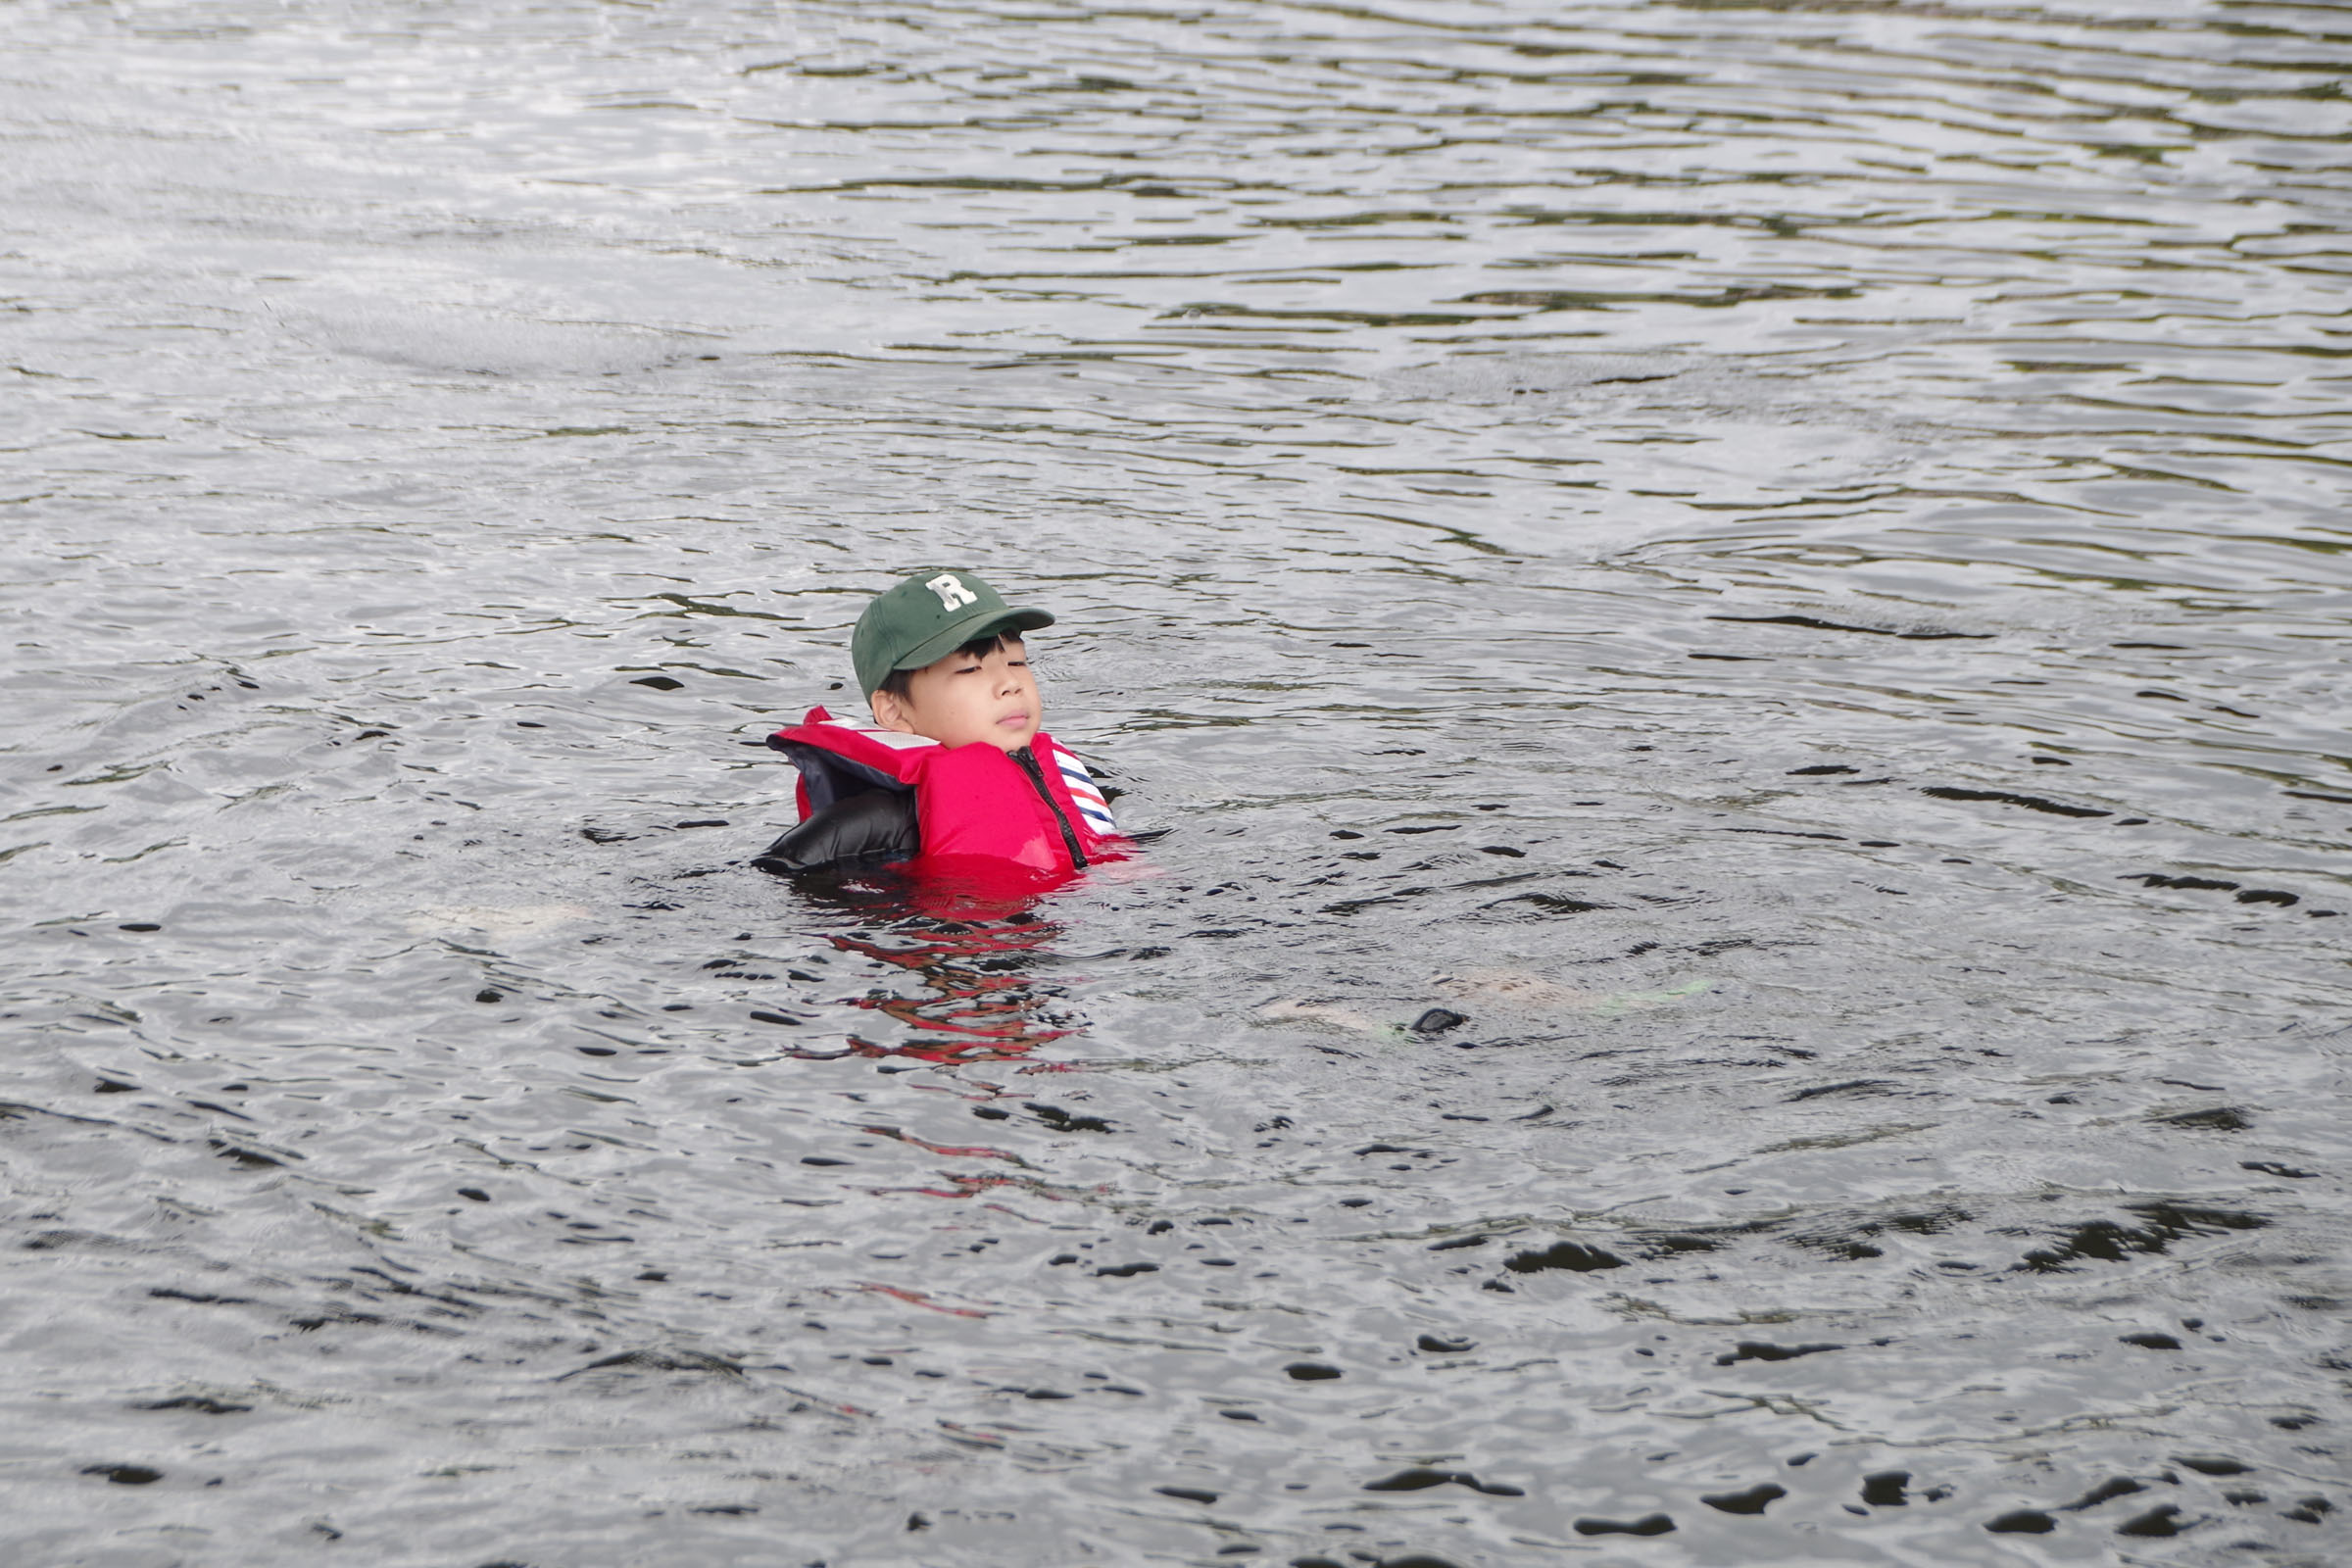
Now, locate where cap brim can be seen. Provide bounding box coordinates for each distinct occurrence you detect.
[890,606,1055,676]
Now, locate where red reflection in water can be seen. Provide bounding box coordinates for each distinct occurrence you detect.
[870,1170,1111,1201]
[784,858,1087,1064]
[858,1125,1024,1161]
[858,1282,993,1317]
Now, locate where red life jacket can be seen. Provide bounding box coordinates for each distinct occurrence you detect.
[767,707,1124,874]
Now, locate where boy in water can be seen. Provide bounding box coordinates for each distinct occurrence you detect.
[755,569,1121,874]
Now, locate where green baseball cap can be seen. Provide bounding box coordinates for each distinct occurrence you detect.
[852,568,1055,698]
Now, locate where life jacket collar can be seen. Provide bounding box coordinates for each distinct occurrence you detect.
[768,707,1123,874]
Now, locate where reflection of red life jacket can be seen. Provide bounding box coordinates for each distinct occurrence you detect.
[767,707,1123,874]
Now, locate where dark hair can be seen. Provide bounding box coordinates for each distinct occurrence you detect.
[874,632,1021,702]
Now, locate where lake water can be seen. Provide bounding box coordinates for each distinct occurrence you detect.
[3,1,2347,1564]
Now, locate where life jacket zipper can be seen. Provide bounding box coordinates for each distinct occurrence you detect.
[1011,747,1087,870]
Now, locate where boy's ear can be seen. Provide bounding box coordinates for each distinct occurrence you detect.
[869,688,915,734]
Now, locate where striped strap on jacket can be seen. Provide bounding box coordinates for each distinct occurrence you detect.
[1049,741,1117,837]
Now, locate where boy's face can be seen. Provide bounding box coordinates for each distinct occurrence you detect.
[869,635,1042,752]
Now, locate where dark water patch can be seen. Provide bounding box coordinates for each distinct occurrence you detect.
[2156,1105,2253,1132]
[1784,1204,1971,1263]
[1784,1078,1894,1102]
[2116,1503,2188,1537]
[1699,1483,1785,1514]
[1321,888,1438,917]
[1920,787,2109,819]
[2017,1201,2267,1272]
[1712,613,1991,641]
[23,1230,138,1253]
[2064,1477,2149,1510]
[1460,282,1859,312]
[81,1463,165,1486]
[133,1395,253,1414]
[1715,1341,1844,1367]
[1363,1467,1524,1496]
[1475,893,1609,917]
[556,1349,745,1380]
[207,1138,294,1169]
[1026,1102,1114,1133]
[1503,1241,1625,1274]
[1573,1514,1674,1536]
[1985,1509,2056,1533]
[1860,1471,1911,1507]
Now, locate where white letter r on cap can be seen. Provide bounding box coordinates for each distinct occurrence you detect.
[925,573,978,612]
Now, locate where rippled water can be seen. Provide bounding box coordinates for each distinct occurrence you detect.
[4,1,2348,1563]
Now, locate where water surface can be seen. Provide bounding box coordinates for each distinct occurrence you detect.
[2,1,2347,1564]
